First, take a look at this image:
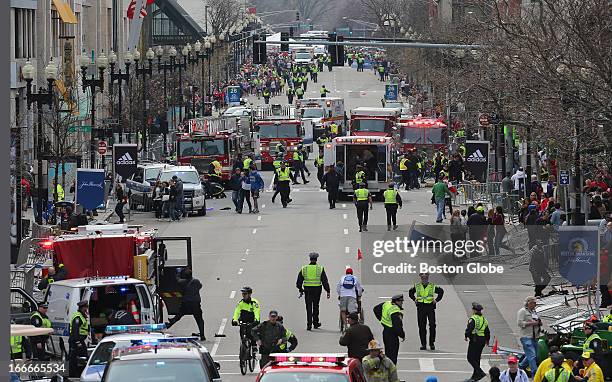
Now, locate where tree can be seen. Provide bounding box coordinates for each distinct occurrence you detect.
[205,0,242,36]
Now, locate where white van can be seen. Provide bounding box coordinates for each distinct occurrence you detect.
[157,165,207,216]
[43,277,156,357]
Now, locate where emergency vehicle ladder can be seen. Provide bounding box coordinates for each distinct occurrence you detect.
[253,104,294,121]
[185,116,238,135]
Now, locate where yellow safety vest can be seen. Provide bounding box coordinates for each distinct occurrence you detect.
[315,156,324,167]
[279,328,293,351]
[355,188,369,201]
[329,123,338,134]
[355,171,365,183]
[583,333,601,350]
[10,336,23,354]
[399,159,408,171]
[602,314,612,323]
[277,168,291,181]
[470,315,488,337]
[70,311,90,336]
[293,152,303,162]
[56,184,65,201]
[380,301,402,328]
[544,369,571,382]
[273,160,282,169]
[417,161,423,169]
[415,283,436,304]
[383,189,398,204]
[301,264,323,287]
[243,158,253,170]
[31,311,52,328]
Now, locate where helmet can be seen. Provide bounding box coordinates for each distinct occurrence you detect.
[346,267,353,274]
[240,286,253,293]
[551,352,565,367]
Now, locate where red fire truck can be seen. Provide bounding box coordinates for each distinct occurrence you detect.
[252,105,312,168]
[397,117,448,154]
[177,116,258,181]
[349,107,401,137]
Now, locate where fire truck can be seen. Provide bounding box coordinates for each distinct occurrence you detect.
[252,104,313,168]
[177,115,259,181]
[297,97,346,140]
[397,117,448,154]
[349,107,401,137]
[323,136,397,199]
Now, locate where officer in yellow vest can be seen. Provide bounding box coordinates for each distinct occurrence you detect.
[30,303,51,360]
[408,273,444,350]
[383,183,402,231]
[353,182,373,232]
[316,132,330,148]
[272,161,295,208]
[320,85,331,98]
[580,322,603,365]
[399,155,409,188]
[603,309,612,323]
[295,86,305,100]
[354,165,367,190]
[328,122,339,136]
[464,302,490,382]
[542,352,572,382]
[315,149,325,186]
[292,146,309,184]
[243,155,253,171]
[69,300,90,377]
[10,335,30,360]
[373,294,405,365]
[296,252,330,331]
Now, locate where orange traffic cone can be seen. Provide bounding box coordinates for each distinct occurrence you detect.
[492,337,499,354]
[129,300,141,324]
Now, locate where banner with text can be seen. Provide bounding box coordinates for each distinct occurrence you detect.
[76,169,105,210]
[464,140,490,182]
[113,144,138,182]
[558,227,600,285]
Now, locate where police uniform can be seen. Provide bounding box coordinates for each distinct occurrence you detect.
[315,153,325,186]
[273,165,294,208]
[354,186,371,232]
[69,301,90,377]
[286,87,294,104]
[10,336,26,360]
[292,150,309,184]
[296,253,330,330]
[464,303,489,381]
[408,279,444,349]
[373,295,405,365]
[30,305,51,360]
[329,123,339,136]
[383,186,402,230]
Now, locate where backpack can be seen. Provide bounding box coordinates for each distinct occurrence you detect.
[342,275,355,289]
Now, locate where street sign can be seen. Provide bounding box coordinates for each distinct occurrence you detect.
[98,140,107,155]
[384,84,398,101]
[226,86,241,106]
[68,125,92,133]
[101,118,119,125]
[478,113,490,126]
[559,170,570,185]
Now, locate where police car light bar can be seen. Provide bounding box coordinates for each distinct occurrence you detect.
[336,137,387,144]
[270,353,346,364]
[105,323,167,334]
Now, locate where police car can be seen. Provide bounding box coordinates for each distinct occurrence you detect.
[125,163,166,211]
[256,354,365,382]
[101,338,221,382]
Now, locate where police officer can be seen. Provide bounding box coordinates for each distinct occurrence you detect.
[30,303,51,360]
[243,154,253,171]
[311,64,318,83]
[373,294,405,365]
[292,146,309,184]
[315,149,325,186]
[286,86,294,104]
[328,122,339,137]
[272,161,295,208]
[353,183,373,232]
[320,85,331,98]
[277,315,298,352]
[69,300,90,377]
[354,165,366,189]
[317,55,324,71]
[408,273,444,350]
[295,86,305,100]
[296,252,330,331]
[316,132,330,149]
[326,55,333,71]
[383,184,402,231]
[263,88,271,104]
[544,352,571,382]
[399,155,409,189]
[464,302,490,382]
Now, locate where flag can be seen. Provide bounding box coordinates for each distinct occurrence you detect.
[357,248,363,261]
[127,0,154,19]
[491,337,498,354]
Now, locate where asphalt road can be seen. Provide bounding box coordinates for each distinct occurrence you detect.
[130,66,531,381]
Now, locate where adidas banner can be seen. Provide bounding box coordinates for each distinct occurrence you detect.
[113,144,138,182]
[464,140,489,182]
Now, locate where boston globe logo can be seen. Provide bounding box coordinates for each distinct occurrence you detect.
[466,149,487,163]
[116,152,136,165]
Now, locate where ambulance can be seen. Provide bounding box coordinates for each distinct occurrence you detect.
[297,97,345,140]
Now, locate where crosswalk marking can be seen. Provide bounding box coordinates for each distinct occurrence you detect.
[418,358,435,372]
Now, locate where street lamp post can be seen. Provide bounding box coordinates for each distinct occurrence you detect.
[134,48,155,155]
[205,38,213,98]
[177,45,189,124]
[108,50,133,144]
[156,46,176,157]
[23,59,56,224]
[80,51,108,169]
[187,40,208,118]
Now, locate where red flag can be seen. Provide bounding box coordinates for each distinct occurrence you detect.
[357,249,363,261]
[491,337,498,354]
[127,0,153,19]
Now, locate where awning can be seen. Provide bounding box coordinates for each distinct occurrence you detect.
[52,0,77,24]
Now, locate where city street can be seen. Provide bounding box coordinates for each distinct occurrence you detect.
[126,67,530,381]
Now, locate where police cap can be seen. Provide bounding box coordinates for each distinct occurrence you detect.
[77,300,89,308]
[309,252,319,260]
[391,294,404,302]
[471,302,483,311]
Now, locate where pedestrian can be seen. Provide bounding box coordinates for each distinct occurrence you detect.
[296,252,330,331]
[233,153,244,172]
[152,181,164,220]
[489,367,501,382]
[315,149,325,186]
[263,87,271,104]
[492,206,515,255]
[362,340,399,382]
[354,182,373,232]
[574,351,604,382]
[468,206,488,250]
[29,303,51,360]
[500,355,530,382]
[533,347,573,382]
[292,145,309,184]
[383,183,402,231]
[464,302,490,382]
[160,182,171,220]
[251,310,286,368]
[69,300,89,377]
[273,161,295,208]
[165,267,206,341]
[339,312,374,359]
[114,182,127,223]
[321,166,340,209]
[173,175,185,218]
[408,273,444,350]
[277,315,298,352]
[168,180,179,221]
[249,164,264,213]
[337,267,363,329]
[373,294,405,365]
[229,168,242,213]
[450,210,467,245]
[239,170,253,214]
[432,176,452,223]
[286,86,294,104]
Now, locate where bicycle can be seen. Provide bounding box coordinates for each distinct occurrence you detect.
[238,322,257,375]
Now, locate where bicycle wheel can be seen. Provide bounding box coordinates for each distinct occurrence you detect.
[239,342,248,375]
[248,339,257,372]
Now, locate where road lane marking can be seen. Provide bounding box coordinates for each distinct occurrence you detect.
[252,228,257,234]
[481,360,491,370]
[343,228,349,235]
[343,214,347,220]
[257,216,262,221]
[342,204,346,208]
[229,291,236,299]
[418,358,435,372]
[419,214,429,217]
[238,268,243,275]
[379,296,391,299]
[345,246,350,253]
[211,318,228,356]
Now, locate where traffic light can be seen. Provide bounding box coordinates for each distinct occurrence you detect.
[253,34,267,64]
[336,35,345,65]
[327,32,337,63]
[327,33,344,66]
[280,32,289,52]
[296,11,300,21]
[289,26,294,37]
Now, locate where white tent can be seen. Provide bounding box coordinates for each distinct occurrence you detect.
[265,32,297,51]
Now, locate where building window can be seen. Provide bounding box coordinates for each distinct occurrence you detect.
[13,8,36,59]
